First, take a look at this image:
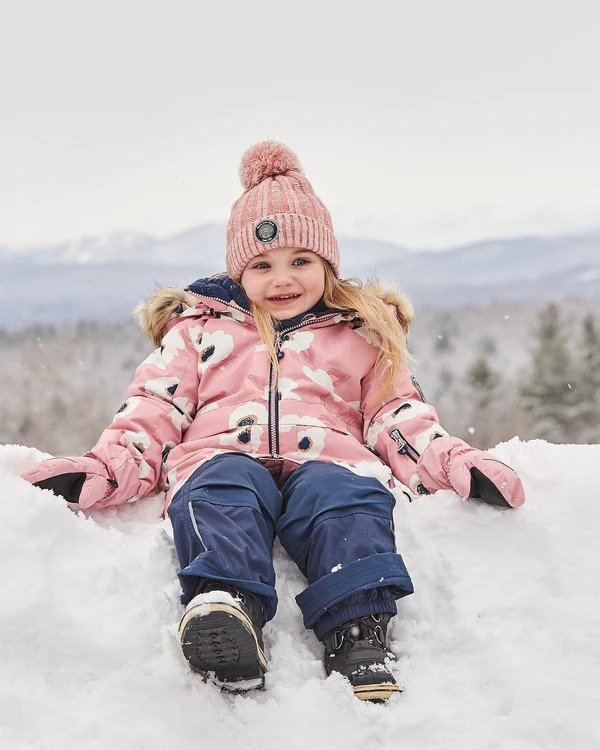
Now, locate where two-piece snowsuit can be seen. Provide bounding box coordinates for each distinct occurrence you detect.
[22,275,520,637]
[119,274,443,636]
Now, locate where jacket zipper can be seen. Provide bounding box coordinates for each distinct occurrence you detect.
[267,314,340,458]
[268,333,282,456]
[185,289,250,315]
[185,291,349,459]
[388,427,420,463]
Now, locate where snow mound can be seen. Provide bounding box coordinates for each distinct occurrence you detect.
[1,440,598,749]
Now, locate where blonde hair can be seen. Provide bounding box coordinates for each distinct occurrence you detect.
[249,260,413,405]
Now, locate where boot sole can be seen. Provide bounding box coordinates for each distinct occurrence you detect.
[353,681,402,701]
[179,602,267,691]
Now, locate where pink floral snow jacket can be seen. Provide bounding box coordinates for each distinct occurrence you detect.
[22,276,525,511]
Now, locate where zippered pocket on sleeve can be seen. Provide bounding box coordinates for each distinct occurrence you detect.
[388,427,420,463]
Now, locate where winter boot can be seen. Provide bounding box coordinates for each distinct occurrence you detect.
[178,579,267,691]
[321,613,401,702]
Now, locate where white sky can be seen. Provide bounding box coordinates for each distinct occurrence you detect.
[1,0,599,250]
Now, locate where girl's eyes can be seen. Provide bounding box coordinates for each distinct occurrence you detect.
[252,258,310,270]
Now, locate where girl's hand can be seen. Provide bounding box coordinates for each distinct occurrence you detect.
[416,436,525,508]
[21,456,117,507]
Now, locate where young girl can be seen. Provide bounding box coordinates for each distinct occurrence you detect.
[21,140,525,702]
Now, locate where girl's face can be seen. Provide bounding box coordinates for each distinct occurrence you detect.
[240,247,326,320]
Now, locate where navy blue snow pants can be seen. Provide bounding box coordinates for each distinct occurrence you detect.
[168,452,414,639]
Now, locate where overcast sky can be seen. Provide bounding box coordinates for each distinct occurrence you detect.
[1,0,599,250]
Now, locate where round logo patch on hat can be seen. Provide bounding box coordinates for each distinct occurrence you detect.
[255,219,279,243]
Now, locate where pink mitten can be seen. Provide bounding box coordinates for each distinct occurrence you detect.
[416,436,525,508]
[21,455,118,508]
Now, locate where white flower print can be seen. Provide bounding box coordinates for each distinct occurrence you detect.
[277,378,301,401]
[302,366,342,401]
[354,325,378,347]
[385,399,432,426]
[279,415,327,459]
[172,396,191,416]
[224,308,247,322]
[219,425,264,453]
[228,402,268,428]
[286,426,327,460]
[364,399,433,446]
[364,420,382,448]
[218,402,268,452]
[144,376,180,400]
[138,458,151,479]
[408,473,424,496]
[168,468,186,499]
[414,424,448,453]
[123,430,151,454]
[196,330,234,373]
[282,331,314,353]
[113,396,142,422]
[122,430,152,479]
[143,328,186,370]
[161,441,177,471]
[188,325,205,354]
[169,401,191,430]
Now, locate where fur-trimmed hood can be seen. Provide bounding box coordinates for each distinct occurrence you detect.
[135,275,414,347]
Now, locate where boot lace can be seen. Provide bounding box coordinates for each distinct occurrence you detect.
[331,613,387,652]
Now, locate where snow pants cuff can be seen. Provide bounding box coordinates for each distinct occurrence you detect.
[295,551,414,636]
[179,559,278,622]
[312,595,399,641]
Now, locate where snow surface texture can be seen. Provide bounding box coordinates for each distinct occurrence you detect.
[1,440,599,750]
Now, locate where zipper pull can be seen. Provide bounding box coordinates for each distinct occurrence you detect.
[389,428,407,454]
[389,427,420,463]
[275,332,285,359]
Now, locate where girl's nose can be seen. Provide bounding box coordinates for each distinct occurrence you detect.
[272,273,293,287]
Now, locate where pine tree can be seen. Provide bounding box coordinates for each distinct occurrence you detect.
[519,304,579,443]
[465,355,501,447]
[574,314,600,443]
[468,356,500,410]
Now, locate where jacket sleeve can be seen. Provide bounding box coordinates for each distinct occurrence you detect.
[361,360,449,495]
[80,316,203,507]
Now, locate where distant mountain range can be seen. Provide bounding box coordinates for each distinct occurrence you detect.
[1,225,599,328]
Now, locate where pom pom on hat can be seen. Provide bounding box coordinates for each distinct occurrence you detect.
[239,140,304,190]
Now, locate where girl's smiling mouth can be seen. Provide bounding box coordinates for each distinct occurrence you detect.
[267,293,302,305]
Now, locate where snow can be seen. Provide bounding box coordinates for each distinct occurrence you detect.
[1,439,599,749]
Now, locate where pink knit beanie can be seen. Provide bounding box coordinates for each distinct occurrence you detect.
[225,140,340,281]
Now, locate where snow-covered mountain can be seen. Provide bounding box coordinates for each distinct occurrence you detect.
[1,226,599,328]
[0,226,410,274]
[2,439,598,749]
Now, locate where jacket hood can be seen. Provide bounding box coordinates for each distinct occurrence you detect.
[135,274,414,346]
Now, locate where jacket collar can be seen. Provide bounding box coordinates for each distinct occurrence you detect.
[137,276,413,346]
[186,274,251,312]
[185,274,346,329]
